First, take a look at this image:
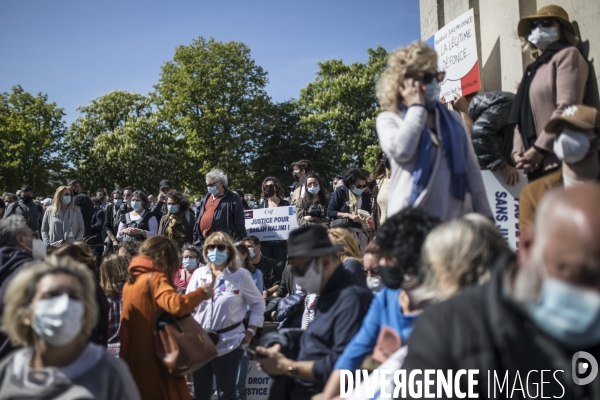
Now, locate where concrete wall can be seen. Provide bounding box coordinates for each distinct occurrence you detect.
[420,0,600,96]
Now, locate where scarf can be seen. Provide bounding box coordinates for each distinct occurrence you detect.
[407,101,471,205]
[167,211,187,242]
[507,40,571,151]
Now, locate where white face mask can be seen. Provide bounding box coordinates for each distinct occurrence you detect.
[26,237,47,261]
[32,293,84,347]
[295,258,323,294]
[248,247,256,258]
[553,128,591,163]
[366,276,384,293]
[528,27,559,50]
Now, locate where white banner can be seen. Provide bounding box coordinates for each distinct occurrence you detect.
[245,206,300,241]
[245,360,273,400]
[428,8,481,102]
[481,170,528,251]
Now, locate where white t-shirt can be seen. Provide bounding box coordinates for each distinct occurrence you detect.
[186,265,265,356]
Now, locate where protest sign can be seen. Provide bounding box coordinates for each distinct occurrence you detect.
[245,360,273,400]
[426,8,481,102]
[245,206,299,241]
[481,170,527,251]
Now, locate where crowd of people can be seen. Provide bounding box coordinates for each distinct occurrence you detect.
[0,3,599,400]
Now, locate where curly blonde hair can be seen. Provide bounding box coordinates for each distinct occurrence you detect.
[376,41,438,112]
[1,255,98,347]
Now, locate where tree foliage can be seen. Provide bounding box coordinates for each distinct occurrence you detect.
[154,37,272,192]
[298,47,388,171]
[0,85,66,195]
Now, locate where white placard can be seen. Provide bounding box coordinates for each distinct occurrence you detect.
[481,170,528,251]
[245,206,300,241]
[245,360,273,400]
[428,8,481,102]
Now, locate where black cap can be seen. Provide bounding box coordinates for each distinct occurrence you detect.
[287,225,344,259]
[159,179,172,190]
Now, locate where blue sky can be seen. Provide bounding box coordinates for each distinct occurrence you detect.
[0,1,421,124]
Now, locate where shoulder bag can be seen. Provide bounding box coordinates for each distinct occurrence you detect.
[147,273,218,377]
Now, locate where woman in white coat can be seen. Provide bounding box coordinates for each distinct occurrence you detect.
[41,185,85,246]
[375,41,492,221]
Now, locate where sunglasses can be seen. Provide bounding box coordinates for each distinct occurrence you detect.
[410,71,446,84]
[528,19,555,30]
[364,268,380,276]
[205,244,227,252]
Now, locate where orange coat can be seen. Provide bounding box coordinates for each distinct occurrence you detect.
[120,255,207,400]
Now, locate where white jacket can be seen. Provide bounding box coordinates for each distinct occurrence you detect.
[376,106,492,221]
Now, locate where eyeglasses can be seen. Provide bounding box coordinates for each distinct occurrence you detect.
[528,19,556,30]
[410,71,446,84]
[292,258,316,277]
[364,268,380,277]
[205,244,227,251]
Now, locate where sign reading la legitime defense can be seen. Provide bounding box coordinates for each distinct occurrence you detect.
[426,8,481,102]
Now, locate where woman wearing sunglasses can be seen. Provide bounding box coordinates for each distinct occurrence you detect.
[375,41,492,222]
[186,232,265,400]
[256,176,290,264]
[509,5,589,181]
[326,168,373,252]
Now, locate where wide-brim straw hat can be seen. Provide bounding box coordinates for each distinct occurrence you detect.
[517,4,576,38]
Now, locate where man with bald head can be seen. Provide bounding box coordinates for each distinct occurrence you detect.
[401,183,600,399]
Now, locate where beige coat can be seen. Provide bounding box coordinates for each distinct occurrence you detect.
[513,46,589,171]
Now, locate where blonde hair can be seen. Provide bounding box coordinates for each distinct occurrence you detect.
[421,214,509,301]
[328,228,362,262]
[203,232,239,271]
[50,185,76,216]
[100,255,129,296]
[1,255,98,347]
[376,41,438,112]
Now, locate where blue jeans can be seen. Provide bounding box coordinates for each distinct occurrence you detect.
[260,243,287,265]
[236,350,249,400]
[193,348,244,400]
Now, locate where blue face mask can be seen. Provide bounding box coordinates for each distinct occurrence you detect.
[61,196,71,205]
[131,201,142,211]
[123,198,130,204]
[114,199,123,206]
[182,257,197,270]
[207,249,228,265]
[168,205,179,214]
[423,80,441,103]
[527,277,600,349]
[208,186,219,196]
[307,186,320,195]
[351,187,364,196]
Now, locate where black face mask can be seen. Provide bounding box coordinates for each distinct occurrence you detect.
[264,187,275,197]
[379,266,404,289]
[292,172,300,182]
[381,157,390,169]
[22,196,33,205]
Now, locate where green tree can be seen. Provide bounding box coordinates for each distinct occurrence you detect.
[298,47,388,170]
[249,101,345,195]
[0,85,66,195]
[65,90,158,191]
[154,37,272,192]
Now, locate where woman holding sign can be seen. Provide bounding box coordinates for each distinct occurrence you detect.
[256,176,290,264]
[509,5,589,180]
[375,41,492,222]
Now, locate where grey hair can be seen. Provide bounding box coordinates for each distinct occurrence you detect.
[206,169,228,187]
[0,216,29,247]
[419,214,509,302]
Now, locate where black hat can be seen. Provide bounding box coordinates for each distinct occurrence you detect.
[159,179,172,190]
[287,225,344,259]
